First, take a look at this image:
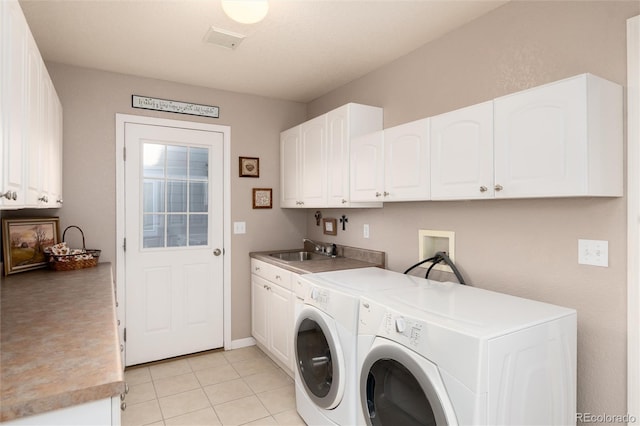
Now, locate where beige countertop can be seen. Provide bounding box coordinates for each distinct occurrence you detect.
[250,244,385,274]
[0,263,125,422]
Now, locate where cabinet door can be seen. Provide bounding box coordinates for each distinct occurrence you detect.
[350,130,384,202]
[48,82,63,207]
[1,0,28,208]
[299,114,327,207]
[25,40,44,207]
[494,76,587,198]
[251,275,269,347]
[384,118,430,201]
[326,106,350,207]
[268,283,293,369]
[280,126,300,208]
[430,101,494,200]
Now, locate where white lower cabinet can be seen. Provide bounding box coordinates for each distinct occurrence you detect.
[250,259,295,374]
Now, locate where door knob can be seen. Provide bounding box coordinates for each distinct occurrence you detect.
[213,248,222,256]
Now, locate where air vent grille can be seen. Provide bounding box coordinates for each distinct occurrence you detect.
[203,27,246,50]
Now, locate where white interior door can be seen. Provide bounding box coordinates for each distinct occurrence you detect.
[124,122,224,366]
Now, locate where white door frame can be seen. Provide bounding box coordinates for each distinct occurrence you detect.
[115,114,232,359]
[627,14,639,420]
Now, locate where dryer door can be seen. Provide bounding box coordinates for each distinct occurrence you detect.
[360,338,457,426]
[294,306,345,409]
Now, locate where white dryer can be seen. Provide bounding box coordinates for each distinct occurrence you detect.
[293,268,429,426]
[356,271,577,426]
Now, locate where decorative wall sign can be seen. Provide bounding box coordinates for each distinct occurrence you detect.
[239,157,260,177]
[252,188,272,209]
[323,218,337,236]
[132,95,220,118]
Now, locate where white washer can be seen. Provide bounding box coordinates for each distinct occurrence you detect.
[356,270,577,426]
[293,268,428,426]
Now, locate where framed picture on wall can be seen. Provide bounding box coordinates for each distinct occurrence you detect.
[2,217,60,275]
[252,188,272,209]
[239,157,260,177]
[323,218,337,236]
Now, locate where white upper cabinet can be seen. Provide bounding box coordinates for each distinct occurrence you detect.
[280,103,383,208]
[430,101,494,200]
[351,118,430,202]
[493,73,622,198]
[299,114,327,207]
[383,118,430,201]
[1,0,63,210]
[1,0,28,208]
[350,130,385,202]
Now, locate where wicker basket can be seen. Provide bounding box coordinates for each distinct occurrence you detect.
[47,226,101,271]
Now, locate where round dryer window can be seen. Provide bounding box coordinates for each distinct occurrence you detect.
[360,343,453,426]
[294,309,344,409]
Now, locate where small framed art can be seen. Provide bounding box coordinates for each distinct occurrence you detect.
[252,188,272,209]
[2,217,60,275]
[323,218,337,236]
[239,157,260,177]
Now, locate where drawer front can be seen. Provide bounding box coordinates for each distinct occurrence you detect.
[251,259,292,290]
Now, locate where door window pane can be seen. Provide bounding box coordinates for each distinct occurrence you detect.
[143,180,165,213]
[143,144,165,178]
[189,215,208,246]
[167,145,188,179]
[167,215,187,247]
[143,215,165,248]
[189,182,208,212]
[190,148,208,179]
[167,181,187,212]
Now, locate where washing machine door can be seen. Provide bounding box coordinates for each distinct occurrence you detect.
[294,306,345,409]
[360,338,457,426]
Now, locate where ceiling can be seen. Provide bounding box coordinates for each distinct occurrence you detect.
[19,0,508,103]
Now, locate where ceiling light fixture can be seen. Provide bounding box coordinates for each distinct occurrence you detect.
[221,0,269,24]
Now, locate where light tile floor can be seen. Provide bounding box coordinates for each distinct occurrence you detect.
[122,346,306,426]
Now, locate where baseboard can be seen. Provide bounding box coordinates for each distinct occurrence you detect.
[229,337,256,350]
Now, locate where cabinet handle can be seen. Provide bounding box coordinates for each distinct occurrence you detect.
[38,195,49,202]
[120,344,124,352]
[375,192,382,197]
[1,191,16,200]
[341,199,347,204]
[56,199,63,204]
[479,186,488,193]
[494,184,504,192]
[383,191,390,197]
[255,266,260,271]
[275,275,281,280]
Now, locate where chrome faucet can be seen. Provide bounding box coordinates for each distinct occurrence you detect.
[303,238,338,257]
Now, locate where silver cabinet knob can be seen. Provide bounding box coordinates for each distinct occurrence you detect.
[375,192,382,197]
[213,248,222,256]
[494,184,504,192]
[341,199,347,204]
[383,191,390,197]
[56,198,63,204]
[479,186,488,193]
[38,195,49,202]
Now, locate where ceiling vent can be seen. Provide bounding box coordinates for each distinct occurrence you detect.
[203,27,246,50]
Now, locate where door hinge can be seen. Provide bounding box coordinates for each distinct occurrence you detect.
[123,146,126,161]
[124,328,126,342]
[123,238,126,252]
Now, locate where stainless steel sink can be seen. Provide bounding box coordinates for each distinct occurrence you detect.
[268,251,333,262]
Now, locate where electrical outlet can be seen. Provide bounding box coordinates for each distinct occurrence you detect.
[578,239,608,267]
[363,224,370,239]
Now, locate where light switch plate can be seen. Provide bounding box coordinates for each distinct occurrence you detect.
[233,221,246,234]
[363,224,370,239]
[578,239,608,267]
